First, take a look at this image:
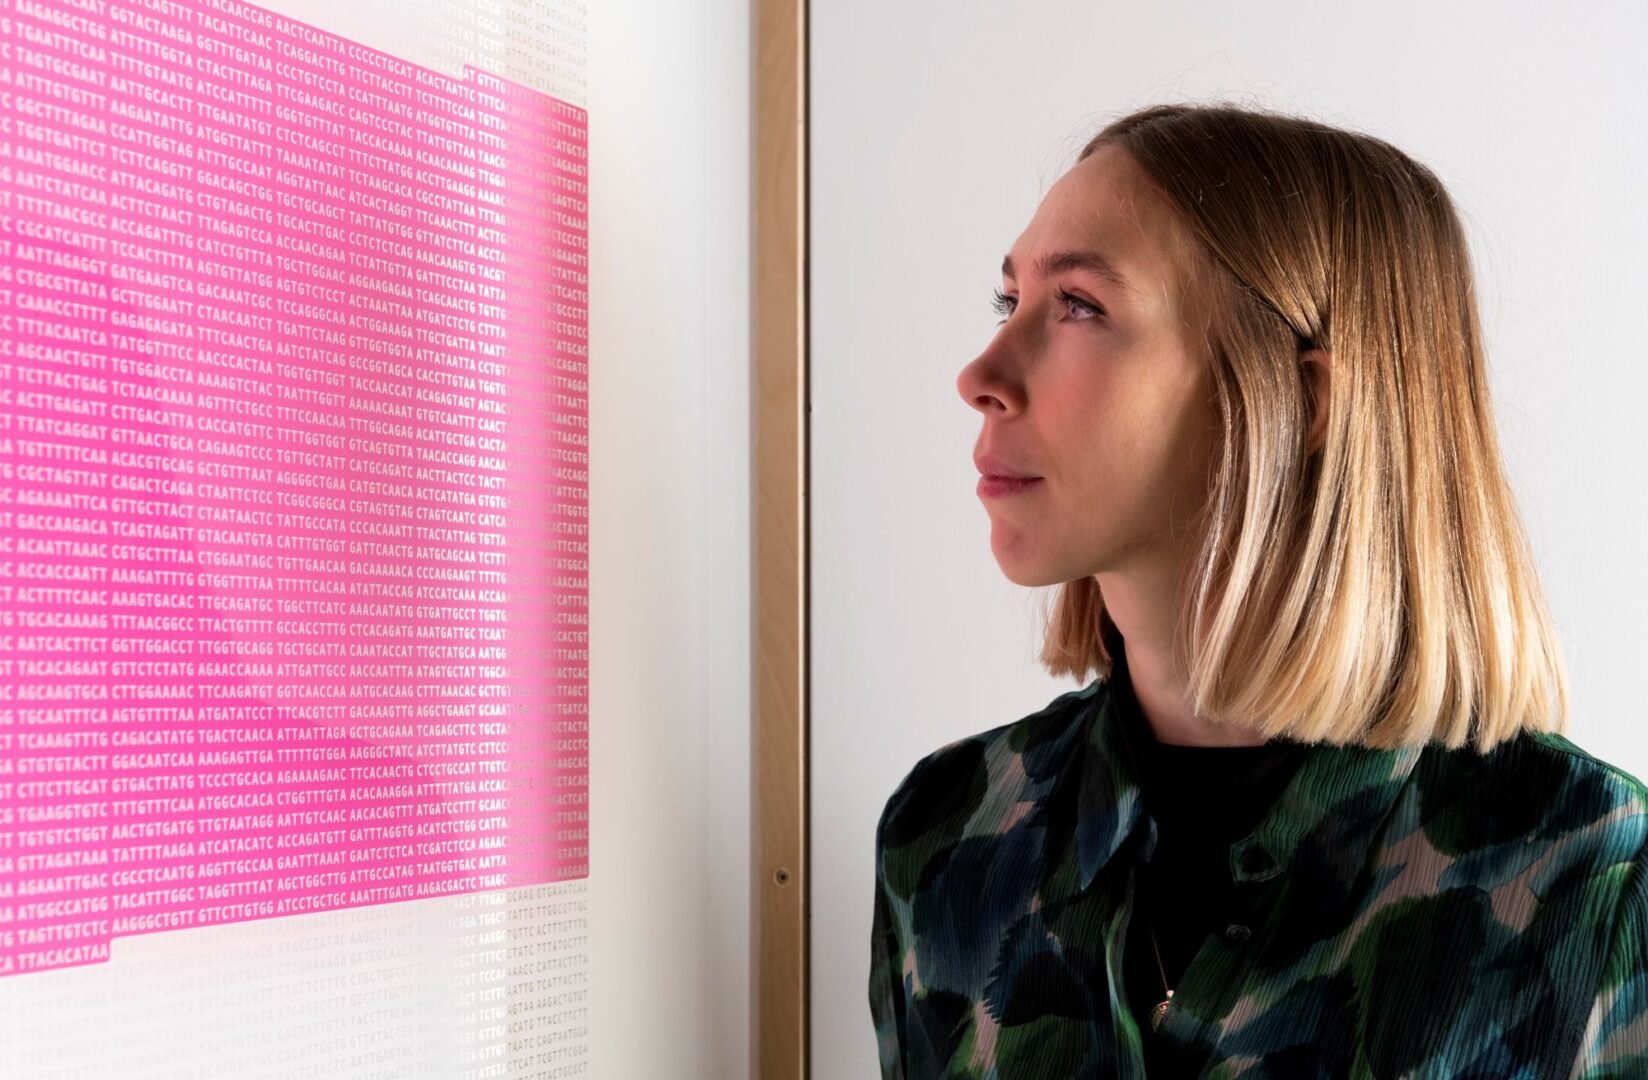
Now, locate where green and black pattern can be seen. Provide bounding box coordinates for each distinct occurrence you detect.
[869,679,1648,1078]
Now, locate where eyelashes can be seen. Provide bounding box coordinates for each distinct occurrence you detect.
[990,286,1105,324]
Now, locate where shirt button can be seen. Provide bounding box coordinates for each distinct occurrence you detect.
[1224,923,1252,944]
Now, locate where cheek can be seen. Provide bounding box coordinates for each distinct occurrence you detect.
[1055,365,1215,515]
[1146,376,1222,524]
[1053,372,1169,483]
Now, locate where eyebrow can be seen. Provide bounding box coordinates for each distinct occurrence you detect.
[1001,249,1139,300]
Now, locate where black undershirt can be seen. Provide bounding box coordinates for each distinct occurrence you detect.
[1104,645,1309,1068]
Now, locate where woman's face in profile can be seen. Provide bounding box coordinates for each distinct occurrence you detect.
[956,143,1220,589]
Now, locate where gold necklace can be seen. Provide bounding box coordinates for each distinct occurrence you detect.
[1147,912,1173,1031]
[1147,864,1173,1035]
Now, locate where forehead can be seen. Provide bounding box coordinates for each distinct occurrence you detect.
[1008,145,1196,311]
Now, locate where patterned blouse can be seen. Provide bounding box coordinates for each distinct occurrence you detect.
[868,675,1648,1078]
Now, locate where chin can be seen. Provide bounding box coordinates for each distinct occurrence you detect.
[1000,548,1120,589]
[991,556,1066,589]
[991,530,1102,588]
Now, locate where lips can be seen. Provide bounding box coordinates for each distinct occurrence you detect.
[974,451,1045,500]
[973,452,1041,480]
[977,475,1043,498]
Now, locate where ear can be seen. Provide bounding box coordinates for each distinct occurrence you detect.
[1300,348,1332,456]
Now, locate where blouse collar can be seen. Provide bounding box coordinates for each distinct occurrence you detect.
[1072,643,1425,914]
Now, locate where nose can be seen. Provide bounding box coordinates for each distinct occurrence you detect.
[956,339,1023,417]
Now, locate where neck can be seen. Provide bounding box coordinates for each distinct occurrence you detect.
[1096,570,1271,748]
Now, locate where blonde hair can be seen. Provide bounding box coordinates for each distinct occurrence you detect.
[1039,102,1569,753]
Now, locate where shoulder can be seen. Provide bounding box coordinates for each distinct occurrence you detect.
[1411,728,1648,875]
[1478,735,1648,1060]
[874,681,1102,855]
[1524,730,1648,810]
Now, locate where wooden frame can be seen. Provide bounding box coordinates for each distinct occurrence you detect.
[754,0,808,1075]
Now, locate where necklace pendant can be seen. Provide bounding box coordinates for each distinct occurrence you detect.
[1150,991,1173,1032]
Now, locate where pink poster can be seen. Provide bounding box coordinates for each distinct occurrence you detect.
[0,0,590,977]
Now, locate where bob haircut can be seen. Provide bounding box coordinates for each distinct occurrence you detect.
[1038,102,1569,753]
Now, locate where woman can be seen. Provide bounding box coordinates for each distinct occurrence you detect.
[869,102,1648,1079]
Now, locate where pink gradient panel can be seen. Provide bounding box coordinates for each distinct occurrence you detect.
[0,0,589,977]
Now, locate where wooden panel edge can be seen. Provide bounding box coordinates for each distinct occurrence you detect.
[754,0,807,1077]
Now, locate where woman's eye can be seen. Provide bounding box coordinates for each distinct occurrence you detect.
[1054,287,1104,321]
[989,287,1104,325]
[990,287,1015,322]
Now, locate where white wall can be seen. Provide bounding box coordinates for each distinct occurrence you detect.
[809,3,1648,1076]
[588,1,751,1078]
